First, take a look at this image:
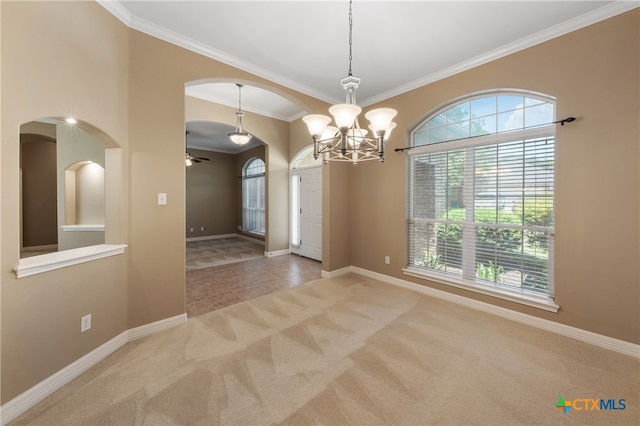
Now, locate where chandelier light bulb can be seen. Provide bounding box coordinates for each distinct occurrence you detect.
[383,122,397,141]
[365,108,398,134]
[329,103,362,129]
[303,114,332,136]
[321,126,339,141]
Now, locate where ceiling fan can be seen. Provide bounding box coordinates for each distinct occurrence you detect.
[185,152,209,166]
[185,130,209,166]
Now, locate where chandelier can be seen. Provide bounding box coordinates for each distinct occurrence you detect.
[228,83,252,145]
[302,0,397,166]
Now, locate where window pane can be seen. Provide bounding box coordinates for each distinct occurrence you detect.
[436,223,463,270]
[427,113,446,129]
[498,110,524,131]
[498,95,524,113]
[414,128,428,147]
[446,102,470,123]
[447,120,470,140]
[471,96,496,118]
[524,103,554,128]
[292,146,322,169]
[245,158,265,176]
[524,97,544,107]
[470,117,496,137]
[428,125,446,144]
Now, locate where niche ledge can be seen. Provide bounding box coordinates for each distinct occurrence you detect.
[61,224,106,232]
[14,244,127,278]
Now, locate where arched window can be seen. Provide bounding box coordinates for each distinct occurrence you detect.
[242,157,265,235]
[291,145,322,170]
[407,91,556,308]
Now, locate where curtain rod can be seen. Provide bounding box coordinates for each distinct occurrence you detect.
[394,116,575,153]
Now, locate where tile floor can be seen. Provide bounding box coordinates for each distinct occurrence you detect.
[186,254,322,317]
[186,237,264,271]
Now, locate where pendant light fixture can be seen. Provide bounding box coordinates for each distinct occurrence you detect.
[228,83,252,145]
[302,0,397,166]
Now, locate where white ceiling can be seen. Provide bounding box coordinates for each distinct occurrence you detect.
[100,0,635,153]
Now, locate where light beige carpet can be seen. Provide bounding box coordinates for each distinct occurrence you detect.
[11,274,639,425]
[186,237,264,271]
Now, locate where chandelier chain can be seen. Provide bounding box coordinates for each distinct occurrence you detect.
[301,0,397,165]
[348,0,353,77]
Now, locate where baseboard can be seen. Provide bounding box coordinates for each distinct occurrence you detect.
[347,266,640,359]
[265,248,289,257]
[321,266,351,278]
[186,233,236,242]
[128,313,187,341]
[236,233,265,245]
[0,313,188,426]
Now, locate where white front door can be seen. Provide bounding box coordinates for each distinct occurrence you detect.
[291,167,322,261]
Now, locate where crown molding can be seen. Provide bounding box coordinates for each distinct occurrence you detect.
[361,1,640,106]
[100,1,638,108]
[97,1,338,106]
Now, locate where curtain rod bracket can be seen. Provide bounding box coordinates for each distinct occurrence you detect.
[558,116,575,126]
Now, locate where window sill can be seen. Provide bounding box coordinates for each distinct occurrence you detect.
[14,244,127,278]
[402,267,559,313]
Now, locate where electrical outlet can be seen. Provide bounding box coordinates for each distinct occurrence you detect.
[81,314,92,333]
[200,226,205,231]
[385,256,390,264]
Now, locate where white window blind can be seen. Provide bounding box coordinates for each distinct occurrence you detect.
[408,93,555,300]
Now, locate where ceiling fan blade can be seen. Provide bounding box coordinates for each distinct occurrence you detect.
[192,158,201,163]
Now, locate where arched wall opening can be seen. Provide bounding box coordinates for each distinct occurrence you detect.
[184,78,307,255]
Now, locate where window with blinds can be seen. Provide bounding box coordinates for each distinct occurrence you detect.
[407,92,555,301]
[242,158,265,235]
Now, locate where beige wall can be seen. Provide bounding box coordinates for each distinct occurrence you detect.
[350,10,639,344]
[1,0,637,409]
[186,148,237,237]
[1,1,130,402]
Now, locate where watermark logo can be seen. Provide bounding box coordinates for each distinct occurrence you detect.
[555,397,626,414]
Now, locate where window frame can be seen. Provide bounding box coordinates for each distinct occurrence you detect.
[242,157,266,236]
[404,91,559,312]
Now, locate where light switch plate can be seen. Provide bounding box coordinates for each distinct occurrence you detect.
[158,193,167,205]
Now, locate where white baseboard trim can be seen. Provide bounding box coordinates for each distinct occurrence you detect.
[128,313,187,342]
[0,313,188,426]
[265,248,289,257]
[347,266,640,359]
[186,233,236,242]
[236,234,265,245]
[321,266,351,278]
